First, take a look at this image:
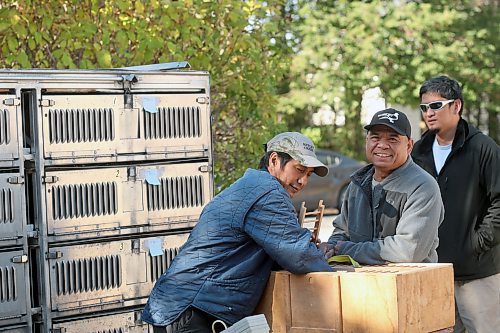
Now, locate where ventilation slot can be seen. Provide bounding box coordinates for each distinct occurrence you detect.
[150,247,181,282]
[147,176,204,211]
[52,182,117,220]
[94,329,124,333]
[143,106,201,139]
[0,108,10,145]
[0,266,17,302]
[48,108,114,144]
[55,255,121,295]
[0,188,14,224]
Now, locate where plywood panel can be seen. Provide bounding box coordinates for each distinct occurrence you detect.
[255,271,342,333]
[340,264,454,333]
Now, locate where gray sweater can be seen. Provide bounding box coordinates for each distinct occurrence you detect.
[329,157,444,264]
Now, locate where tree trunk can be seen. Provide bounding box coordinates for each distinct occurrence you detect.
[487,107,499,144]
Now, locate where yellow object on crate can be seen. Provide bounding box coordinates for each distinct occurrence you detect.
[327,254,361,268]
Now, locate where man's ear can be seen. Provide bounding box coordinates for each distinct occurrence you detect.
[453,99,462,114]
[269,152,279,168]
[407,138,414,154]
[267,152,281,177]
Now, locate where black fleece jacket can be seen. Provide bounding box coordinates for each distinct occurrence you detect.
[412,118,500,280]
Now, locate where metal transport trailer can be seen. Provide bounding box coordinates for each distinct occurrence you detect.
[0,64,214,333]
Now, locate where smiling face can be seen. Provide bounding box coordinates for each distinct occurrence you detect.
[366,125,413,181]
[267,152,314,197]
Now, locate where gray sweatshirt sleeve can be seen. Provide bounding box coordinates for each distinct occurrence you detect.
[328,199,350,245]
[337,179,444,265]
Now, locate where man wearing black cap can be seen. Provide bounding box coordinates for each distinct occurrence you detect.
[320,108,444,264]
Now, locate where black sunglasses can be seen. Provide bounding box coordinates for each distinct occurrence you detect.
[419,99,455,113]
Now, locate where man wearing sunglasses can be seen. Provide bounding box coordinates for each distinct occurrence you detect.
[412,76,500,333]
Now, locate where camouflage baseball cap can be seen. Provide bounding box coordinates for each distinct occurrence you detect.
[267,132,328,177]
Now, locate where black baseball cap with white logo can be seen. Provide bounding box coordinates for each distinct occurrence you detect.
[364,108,411,138]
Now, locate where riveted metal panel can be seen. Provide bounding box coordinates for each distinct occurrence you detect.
[0,250,29,327]
[0,173,25,248]
[51,309,151,333]
[47,234,187,316]
[40,93,210,165]
[0,95,20,167]
[43,162,211,241]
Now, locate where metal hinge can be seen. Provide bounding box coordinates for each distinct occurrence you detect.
[134,310,144,325]
[46,251,63,259]
[7,176,24,184]
[31,307,43,323]
[40,99,55,107]
[122,74,138,109]
[31,306,42,316]
[26,225,39,238]
[42,175,59,184]
[128,166,137,181]
[11,255,28,263]
[50,329,66,333]
[3,97,21,106]
[132,239,141,254]
[23,147,34,161]
[196,96,209,104]
[198,165,212,173]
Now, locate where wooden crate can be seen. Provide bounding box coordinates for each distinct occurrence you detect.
[340,263,454,333]
[254,263,454,333]
[254,271,343,333]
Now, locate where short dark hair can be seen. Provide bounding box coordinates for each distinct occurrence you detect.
[419,75,464,115]
[258,151,293,170]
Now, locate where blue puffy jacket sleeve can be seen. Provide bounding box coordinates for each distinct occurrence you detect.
[243,187,333,273]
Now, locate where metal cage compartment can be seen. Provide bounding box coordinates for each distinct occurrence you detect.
[46,233,188,317]
[40,93,210,165]
[0,95,20,168]
[0,250,30,327]
[51,309,150,333]
[0,173,25,248]
[43,162,211,241]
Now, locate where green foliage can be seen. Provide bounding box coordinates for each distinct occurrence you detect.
[1,0,497,191]
[283,0,499,158]
[0,0,292,191]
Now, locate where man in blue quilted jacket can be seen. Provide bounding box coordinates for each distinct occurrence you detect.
[142,132,333,333]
